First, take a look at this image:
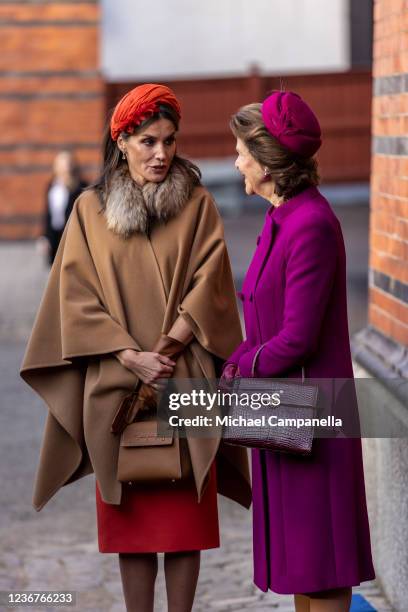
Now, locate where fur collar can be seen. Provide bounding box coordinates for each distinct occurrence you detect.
[104,160,197,237]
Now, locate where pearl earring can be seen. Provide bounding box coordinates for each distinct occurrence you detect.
[264,167,270,177]
[122,151,126,160]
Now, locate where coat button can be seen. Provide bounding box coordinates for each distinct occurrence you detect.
[236,291,245,302]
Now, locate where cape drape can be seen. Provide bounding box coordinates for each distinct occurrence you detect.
[21,186,251,511]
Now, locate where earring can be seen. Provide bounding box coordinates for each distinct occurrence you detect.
[122,151,126,160]
[264,167,270,177]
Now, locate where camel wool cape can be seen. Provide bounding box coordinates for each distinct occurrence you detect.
[21,183,251,512]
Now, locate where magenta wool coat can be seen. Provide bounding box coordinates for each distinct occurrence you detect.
[225,186,375,594]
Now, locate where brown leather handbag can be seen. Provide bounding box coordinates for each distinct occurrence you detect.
[222,344,319,456]
[117,418,193,484]
[111,334,193,483]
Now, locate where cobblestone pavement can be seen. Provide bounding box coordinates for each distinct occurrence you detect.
[0,205,393,611]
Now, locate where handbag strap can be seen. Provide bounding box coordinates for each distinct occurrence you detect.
[110,377,143,435]
[251,343,305,381]
[133,378,142,392]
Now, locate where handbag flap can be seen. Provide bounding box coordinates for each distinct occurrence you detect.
[232,379,319,408]
[120,420,174,447]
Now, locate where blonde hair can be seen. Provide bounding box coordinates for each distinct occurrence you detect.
[230,103,319,200]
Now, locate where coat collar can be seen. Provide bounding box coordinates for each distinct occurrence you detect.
[248,186,319,294]
[104,159,197,237]
[268,185,320,223]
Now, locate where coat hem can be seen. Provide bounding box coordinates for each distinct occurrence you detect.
[254,571,376,595]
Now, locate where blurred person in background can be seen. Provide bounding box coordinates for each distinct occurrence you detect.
[38,150,87,265]
[222,91,375,612]
[21,84,251,612]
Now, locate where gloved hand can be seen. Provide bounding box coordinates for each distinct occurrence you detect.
[221,363,240,382]
[218,363,240,394]
[153,334,186,360]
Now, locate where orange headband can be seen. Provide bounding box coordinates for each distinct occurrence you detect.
[110,83,181,141]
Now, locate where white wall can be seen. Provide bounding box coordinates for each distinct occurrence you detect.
[102,0,350,81]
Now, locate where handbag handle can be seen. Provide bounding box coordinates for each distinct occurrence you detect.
[111,378,142,435]
[251,343,305,381]
[132,378,142,392]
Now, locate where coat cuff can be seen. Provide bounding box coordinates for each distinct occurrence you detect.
[238,345,263,378]
[223,357,238,371]
[223,340,248,370]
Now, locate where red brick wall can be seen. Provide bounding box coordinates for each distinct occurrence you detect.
[0,1,103,239]
[370,0,408,346]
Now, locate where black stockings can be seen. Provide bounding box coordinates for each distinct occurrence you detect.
[118,550,200,612]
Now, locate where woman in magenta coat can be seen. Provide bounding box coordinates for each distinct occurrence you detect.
[223,92,375,611]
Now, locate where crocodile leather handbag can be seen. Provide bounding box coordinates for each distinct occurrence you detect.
[222,344,319,456]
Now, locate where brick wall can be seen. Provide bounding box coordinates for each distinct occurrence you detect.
[0,0,103,239]
[370,0,408,346]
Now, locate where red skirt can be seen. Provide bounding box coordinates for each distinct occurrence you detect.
[96,464,219,553]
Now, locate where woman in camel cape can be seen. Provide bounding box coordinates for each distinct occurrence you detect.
[21,83,251,612]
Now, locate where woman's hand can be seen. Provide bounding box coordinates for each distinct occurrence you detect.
[220,363,240,384]
[115,349,175,389]
[223,363,240,381]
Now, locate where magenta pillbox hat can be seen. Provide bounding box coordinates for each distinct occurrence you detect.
[261,91,322,157]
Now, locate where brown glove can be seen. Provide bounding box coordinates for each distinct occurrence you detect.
[152,334,186,360]
[137,334,187,411]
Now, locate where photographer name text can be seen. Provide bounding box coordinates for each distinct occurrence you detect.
[168,414,342,429]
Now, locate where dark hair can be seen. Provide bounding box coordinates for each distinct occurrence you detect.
[89,103,201,203]
[230,102,319,200]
